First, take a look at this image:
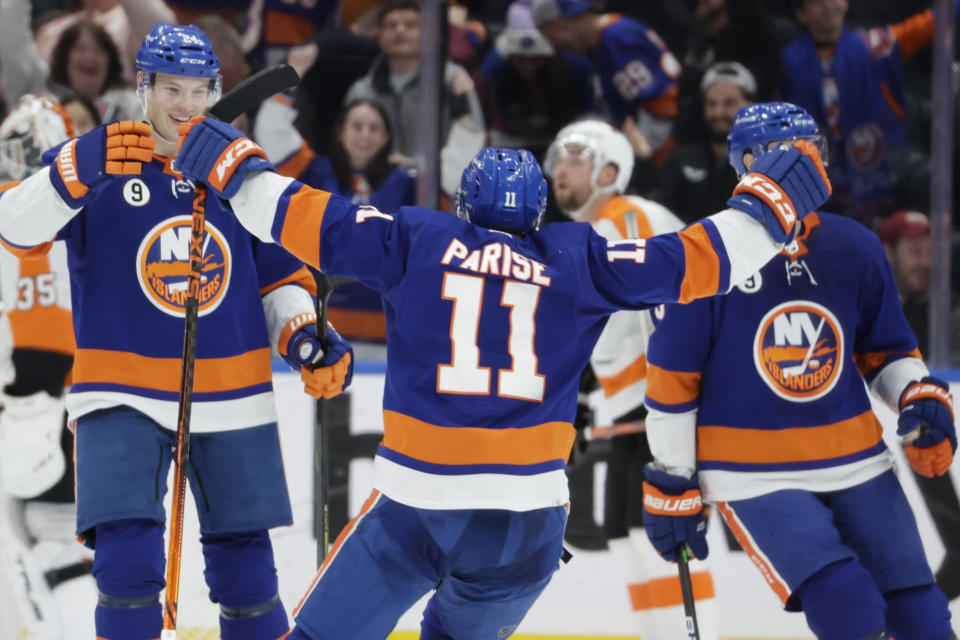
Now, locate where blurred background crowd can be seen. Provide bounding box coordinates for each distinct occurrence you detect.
[0,0,957,361]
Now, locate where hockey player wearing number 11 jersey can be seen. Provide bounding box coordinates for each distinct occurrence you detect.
[642,103,957,639]
[172,111,831,638]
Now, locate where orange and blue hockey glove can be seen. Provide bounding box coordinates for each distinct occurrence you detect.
[174,115,273,200]
[48,121,155,208]
[727,140,831,244]
[278,313,354,399]
[642,463,708,562]
[898,376,956,477]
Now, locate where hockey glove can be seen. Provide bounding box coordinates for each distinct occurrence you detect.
[174,116,273,200]
[727,140,832,244]
[279,314,354,399]
[897,376,956,477]
[48,121,155,208]
[642,463,708,562]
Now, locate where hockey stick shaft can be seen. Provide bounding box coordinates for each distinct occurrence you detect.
[162,189,206,638]
[677,545,701,640]
[312,273,354,568]
[162,63,301,638]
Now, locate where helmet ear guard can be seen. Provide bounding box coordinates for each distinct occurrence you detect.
[727,102,827,178]
[457,147,547,234]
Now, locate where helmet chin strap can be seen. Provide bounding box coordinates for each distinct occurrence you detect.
[144,117,179,147]
[567,180,619,222]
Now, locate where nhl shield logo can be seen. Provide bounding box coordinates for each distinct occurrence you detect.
[136,216,231,317]
[753,301,843,402]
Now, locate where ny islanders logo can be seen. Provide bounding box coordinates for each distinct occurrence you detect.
[753,301,844,402]
[136,216,231,317]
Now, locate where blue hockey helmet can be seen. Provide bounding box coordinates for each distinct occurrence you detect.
[727,102,827,177]
[136,23,222,104]
[457,147,548,234]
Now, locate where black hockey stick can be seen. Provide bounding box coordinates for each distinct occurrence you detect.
[163,63,300,638]
[677,545,701,640]
[313,272,355,568]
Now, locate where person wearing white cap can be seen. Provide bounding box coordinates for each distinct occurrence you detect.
[650,61,756,224]
[531,0,682,164]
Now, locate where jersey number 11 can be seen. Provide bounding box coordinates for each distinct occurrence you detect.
[437,272,545,402]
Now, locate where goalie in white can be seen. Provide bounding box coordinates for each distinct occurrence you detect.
[0,92,100,639]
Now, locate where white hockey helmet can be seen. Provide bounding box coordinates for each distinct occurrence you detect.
[544,119,634,218]
[0,95,75,182]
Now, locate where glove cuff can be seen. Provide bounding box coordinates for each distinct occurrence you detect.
[278,312,317,357]
[49,138,98,207]
[898,377,953,414]
[642,480,703,516]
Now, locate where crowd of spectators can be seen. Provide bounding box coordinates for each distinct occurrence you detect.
[0,0,951,221]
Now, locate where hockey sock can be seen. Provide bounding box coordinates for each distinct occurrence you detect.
[92,519,165,640]
[284,627,314,640]
[884,583,953,640]
[201,530,288,640]
[794,558,886,640]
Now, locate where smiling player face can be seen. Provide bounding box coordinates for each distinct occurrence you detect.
[143,72,211,153]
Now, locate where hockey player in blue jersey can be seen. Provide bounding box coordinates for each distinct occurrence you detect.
[642,102,957,640]
[0,23,353,640]
[170,100,831,637]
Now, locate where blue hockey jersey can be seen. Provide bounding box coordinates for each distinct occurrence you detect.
[224,170,788,511]
[0,154,316,433]
[595,15,680,141]
[645,212,928,501]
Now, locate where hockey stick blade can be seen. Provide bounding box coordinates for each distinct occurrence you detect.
[208,63,300,123]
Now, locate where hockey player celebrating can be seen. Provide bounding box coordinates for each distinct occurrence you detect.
[642,102,957,639]
[0,23,353,640]
[169,101,830,637]
[544,118,718,638]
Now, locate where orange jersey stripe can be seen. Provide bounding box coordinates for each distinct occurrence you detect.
[0,235,53,259]
[280,185,330,271]
[73,348,272,394]
[642,84,679,119]
[276,141,316,180]
[676,223,721,303]
[596,198,655,239]
[327,307,387,341]
[260,265,317,297]
[854,348,922,378]
[381,410,575,466]
[698,410,883,465]
[880,82,906,120]
[597,354,647,398]
[9,307,74,354]
[890,9,933,61]
[717,501,790,604]
[293,489,382,617]
[628,571,714,610]
[646,363,701,406]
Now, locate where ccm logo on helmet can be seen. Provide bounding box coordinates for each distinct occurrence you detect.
[210,138,264,191]
[740,174,797,232]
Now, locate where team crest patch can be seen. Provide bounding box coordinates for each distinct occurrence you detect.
[753,301,843,402]
[136,216,231,317]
